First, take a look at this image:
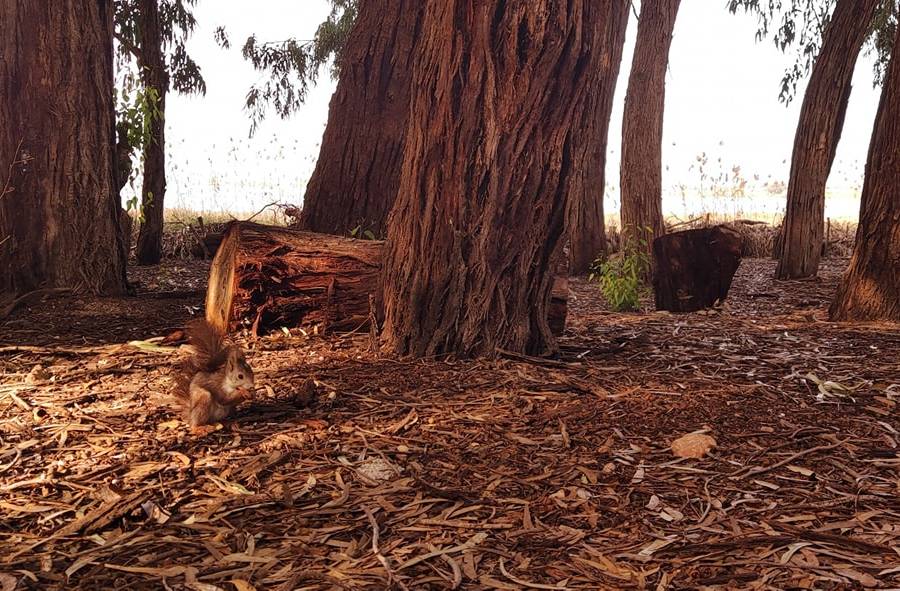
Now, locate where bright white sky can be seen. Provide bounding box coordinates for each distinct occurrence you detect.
[163,1,882,221]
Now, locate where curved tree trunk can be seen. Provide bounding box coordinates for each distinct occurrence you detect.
[299,0,424,238]
[135,0,168,265]
[0,0,127,295]
[829,22,900,322]
[382,0,608,358]
[565,0,630,275]
[776,0,881,279]
[620,0,680,254]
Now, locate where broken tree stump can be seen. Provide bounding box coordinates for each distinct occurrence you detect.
[205,222,569,336]
[652,225,743,313]
[206,222,384,335]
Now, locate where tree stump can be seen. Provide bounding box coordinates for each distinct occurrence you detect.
[206,222,384,335]
[206,222,569,336]
[652,226,743,313]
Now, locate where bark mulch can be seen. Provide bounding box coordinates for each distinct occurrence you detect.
[1,258,898,590]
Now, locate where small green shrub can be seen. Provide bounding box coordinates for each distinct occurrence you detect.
[350,225,377,240]
[590,233,651,312]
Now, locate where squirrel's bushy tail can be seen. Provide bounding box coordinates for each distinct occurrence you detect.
[186,318,227,369]
[172,319,227,401]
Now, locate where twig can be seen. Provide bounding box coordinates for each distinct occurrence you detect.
[364,506,407,590]
[368,293,378,353]
[243,201,281,223]
[499,558,569,590]
[729,438,850,479]
[496,349,574,368]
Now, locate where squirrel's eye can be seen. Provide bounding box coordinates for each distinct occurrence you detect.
[238,374,244,380]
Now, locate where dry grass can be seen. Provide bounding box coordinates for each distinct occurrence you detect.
[604,214,856,260]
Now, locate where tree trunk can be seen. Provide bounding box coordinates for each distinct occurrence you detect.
[829,23,900,322]
[653,226,743,313]
[206,222,568,336]
[115,122,134,258]
[298,0,424,238]
[0,0,127,295]
[565,0,630,275]
[135,0,168,265]
[776,0,881,279]
[381,1,608,358]
[620,0,680,254]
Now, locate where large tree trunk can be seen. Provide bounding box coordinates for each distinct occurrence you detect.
[619,0,680,254]
[0,0,127,295]
[829,23,900,322]
[135,0,167,265]
[776,0,881,279]
[298,0,424,238]
[381,1,608,358]
[565,0,630,275]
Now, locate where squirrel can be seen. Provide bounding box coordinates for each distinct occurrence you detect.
[173,319,255,433]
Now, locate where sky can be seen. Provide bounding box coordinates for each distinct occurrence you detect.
[162,1,883,221]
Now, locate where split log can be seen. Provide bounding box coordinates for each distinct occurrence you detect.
[206,222,383,335]
[206,222,568,336]
[652,225,743,313]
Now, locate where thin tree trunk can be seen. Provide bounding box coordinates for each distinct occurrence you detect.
[829,21,900,322]
[620,0,680,254]
[0,0,127,295]
[135,0,167,265]
[299,0,423,238]
[566,0,630,275]
[382,0,609,358]
[776,0,881,279]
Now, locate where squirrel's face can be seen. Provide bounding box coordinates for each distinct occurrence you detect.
[224,347,255,394]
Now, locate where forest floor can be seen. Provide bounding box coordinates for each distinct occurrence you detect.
[1,258,899,590]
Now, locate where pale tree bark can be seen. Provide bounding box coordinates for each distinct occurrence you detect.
[299,0,424,238]
[829,18,900,322]
[776,0,882,279]
[566,0,630,274]
[382,0,610,358]
[0,0,127,295]
[135,0,168,265]
[620,0,680,253]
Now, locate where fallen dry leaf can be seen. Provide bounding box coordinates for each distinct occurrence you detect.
[671,433,717,459]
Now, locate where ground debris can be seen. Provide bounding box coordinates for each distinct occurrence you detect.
[0,258,898,589]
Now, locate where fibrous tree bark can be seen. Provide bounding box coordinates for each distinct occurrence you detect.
[620,0,680,254]
[205,223,568,336]
[0,0,127,295]
[299,0,424,238]
[381,0,607,358]
[829,20,900,322]
[565,0,630,274]
[206,223,384,335]
[776,0,881,279]
[135,0,168,265]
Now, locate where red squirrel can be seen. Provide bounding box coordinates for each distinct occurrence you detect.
[173,319,255,433]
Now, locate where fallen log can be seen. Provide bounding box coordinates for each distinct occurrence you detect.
[205,222,568,336]
[652,225,743,313]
